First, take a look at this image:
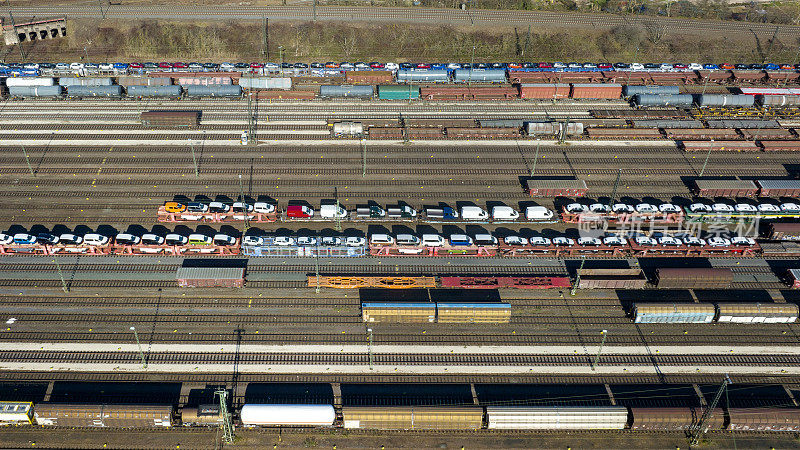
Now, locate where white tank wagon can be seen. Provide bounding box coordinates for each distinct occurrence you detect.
[5,77,54,87]
[239,404,336,427]
[485,406,628,430]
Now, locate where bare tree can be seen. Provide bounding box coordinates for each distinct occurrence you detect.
[642,19,668,46]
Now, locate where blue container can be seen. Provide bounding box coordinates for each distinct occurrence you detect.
[453,68,507,82]
[66,85,123,97]
[127,85,183,97]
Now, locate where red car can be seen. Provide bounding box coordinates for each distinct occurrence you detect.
[415,63,431,69]
[369,62,384,69]
[719,63,734,70]
[538,62,553,68]
[128,63,143,69]
[598,63,612,69]
[325,62,339,68]
[780,64,794,70]
[173,62,188,69]
[250,63,263,69]
[157,62,172,69]
[507,62,522,69]
[672,63,687,69]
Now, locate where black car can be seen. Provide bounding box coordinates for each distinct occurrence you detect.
[643,63,659,69]
[613,62,630,69]
[748,63,764,70]
[734,64,749,70]
[143,62,158,68]
[522,62,536,68]
[39,63,55,69]
[234,63,249,69]
[294,63,308,68]
[280,62,292,68]
[37,233,59,245]
[399,62,413,69]
[202,63,219,70]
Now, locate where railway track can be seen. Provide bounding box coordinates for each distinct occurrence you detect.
[0,330,797,346]
[0,350,797,367]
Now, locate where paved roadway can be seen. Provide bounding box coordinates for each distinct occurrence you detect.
[9,5,800,38]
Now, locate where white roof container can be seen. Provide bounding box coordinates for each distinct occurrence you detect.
[240,404,336,426]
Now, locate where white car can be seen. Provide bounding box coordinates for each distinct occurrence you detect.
[242,236,264,246]
[689,203,712,213]
[707,237,731,247]
[213,234,236,246]
[83,233,109,246]
[603,236,627,246]
[274,236,296,246]
[688,63,703,70]
[757,204,781,213]
[12,233,37,245]
[612,203,634,214]
[220,63,235,71]
[59,234,83,245]
[565,203,588,213]
[385,62,399,71]
[682,236,706,246]
[321,236,342,246]
[297,236,317,246]
[731,237,756,246]
[660,63,674,71]
[635,236,657,246]
[528,236,551,246]
[552,237,575,246]
[780,203,800,213]
[69,62,84,71]
[734,203,758,213]
[588,203,610,213]
[577,237,601,246]
[141,234,165,246]
[369,234,394,245]
[0,233,12,245]
[421,234,446,247]
[115,233,141,245]
[165,234,188,245]
[504,236,528,246]
[253,202,276,214]
[635,203,658,213]
[447,63,461,69]
[209,202,231,213]
[711,203,734,214]
[630,63,644,71]
[345,236,367,247]
[659,203,681,213]
[232,202,254,212]
[99,63,113,71]
[657,236,683,246]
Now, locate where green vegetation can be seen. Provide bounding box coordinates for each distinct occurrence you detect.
[5,18,800,63]
[328,0,800,26]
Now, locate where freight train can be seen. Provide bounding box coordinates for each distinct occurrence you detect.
[2,68,800,103]
[2,401,799,432]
